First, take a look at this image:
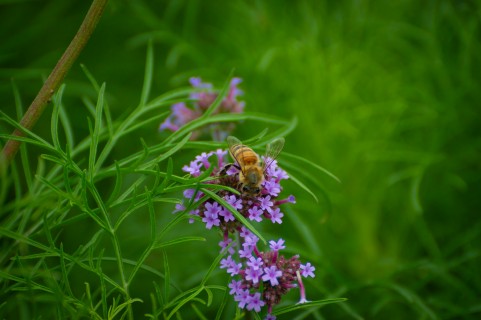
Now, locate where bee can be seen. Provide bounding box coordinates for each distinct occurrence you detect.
[225,136,285,196]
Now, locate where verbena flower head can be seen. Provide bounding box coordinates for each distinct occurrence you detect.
[176,149,294,234]
[159,77,245,140]
[174,148,311,316]
[223,234,316,316]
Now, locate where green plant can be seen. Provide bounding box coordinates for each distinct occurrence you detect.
[0,42,342,319]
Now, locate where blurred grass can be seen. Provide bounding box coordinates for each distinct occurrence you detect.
[1,0,481,319]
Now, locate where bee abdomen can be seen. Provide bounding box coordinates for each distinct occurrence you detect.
[232,145,258,165]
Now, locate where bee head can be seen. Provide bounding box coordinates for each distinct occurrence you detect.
[241,184,261,196]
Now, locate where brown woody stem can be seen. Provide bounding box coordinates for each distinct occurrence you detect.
[1,0,109,166]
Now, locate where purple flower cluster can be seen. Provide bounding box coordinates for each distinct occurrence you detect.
[174,148,316,318]
[159,77,245,140]
[176,150,295,232]
[222,234,316,318]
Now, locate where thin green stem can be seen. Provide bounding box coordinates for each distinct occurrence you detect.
[1,0,109,166]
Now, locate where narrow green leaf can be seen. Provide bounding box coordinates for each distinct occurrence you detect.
[284,169,319,203]
[163,250,170,303]
[108,298,143,319]
[147,189,156,242]
[80,65,114,137]
[200,246,228,287]
[59,106,75,153]
[89,83,106,179]
[144,87,198,112]
[0,270,54,294]
[191,303,209,320]
[140,40,154,106]
[0,111,55,150]
[205,287,213,307]
[166,286,204,320]
[203,71,233,118]
[201,188,265,244]
[107,161,123,205]
[36,174,76,203]
[158,157,174,193]
[138,133,192,170]
[153,236,206,249]
[51,84,65,150]
[282,151,341,183]
[273,298,347,316]
[122,111,169,136]
[59,243,74,297]
[80,64,101,91]
[214,287,229,320]
[11,80,33,190]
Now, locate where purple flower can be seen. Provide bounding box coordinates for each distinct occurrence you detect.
[300,262,316,278]
[183,189,195,199]
[262,266,282,286]
[234,289,251,309]
[264,180,281,197]
[175,147,314,315]
[219,208,235,222]
[259,196,274,213]
[182,161,202,177]
[265,314,276,320]
[245,267,263,284]
[225,195,243,210]
[228,280,243,295]
[160,77,245,141]
[248,206,263,222]
[214,149,228,167]
[246,292,265,312]
[195,152,211,168]
[227,77,243,101]
[220,255,235,270]
[270,207,284,224]
[172,203,185,214]
[188,209,199,224]
[190,77,213,90]
[159,117,178,131]
[240,226,254,238]
[204,202,221,216]
[269,239,286,251]
[219,238,233,251]
[202,211,220,229]
[227,262,242,276]
[275,195,296,206]
[244,235,259,247]
[239,246,253,258]
[247,256,264,270]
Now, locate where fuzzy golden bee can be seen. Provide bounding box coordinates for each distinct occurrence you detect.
[225,136,285,196]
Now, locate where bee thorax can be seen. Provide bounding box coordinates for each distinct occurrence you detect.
[247,171,259,184]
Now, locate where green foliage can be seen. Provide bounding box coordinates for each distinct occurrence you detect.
[0,41,336,318]
[1,0,481,319]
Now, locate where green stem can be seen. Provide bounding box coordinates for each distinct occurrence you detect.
[1,0,109,166]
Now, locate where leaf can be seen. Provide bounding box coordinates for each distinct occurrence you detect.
[163,250,170,303]
[51,84,65,151]
[200,188,265,244]
[89,83,106,180]
[273,298,347,316]
[282,151,341,184]
[153,236,206,249]
[140,40,154,106]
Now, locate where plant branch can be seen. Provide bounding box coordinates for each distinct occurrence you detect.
[1,0,109,166]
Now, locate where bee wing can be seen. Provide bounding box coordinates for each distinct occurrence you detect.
[226,136,246,173]
[263,137,285,171]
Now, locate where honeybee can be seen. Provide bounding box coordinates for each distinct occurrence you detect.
[225,136,285,196]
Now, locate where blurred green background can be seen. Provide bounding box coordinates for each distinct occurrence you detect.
[1,0,481,319]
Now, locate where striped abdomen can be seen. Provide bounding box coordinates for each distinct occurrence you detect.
[229,144,259,166]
